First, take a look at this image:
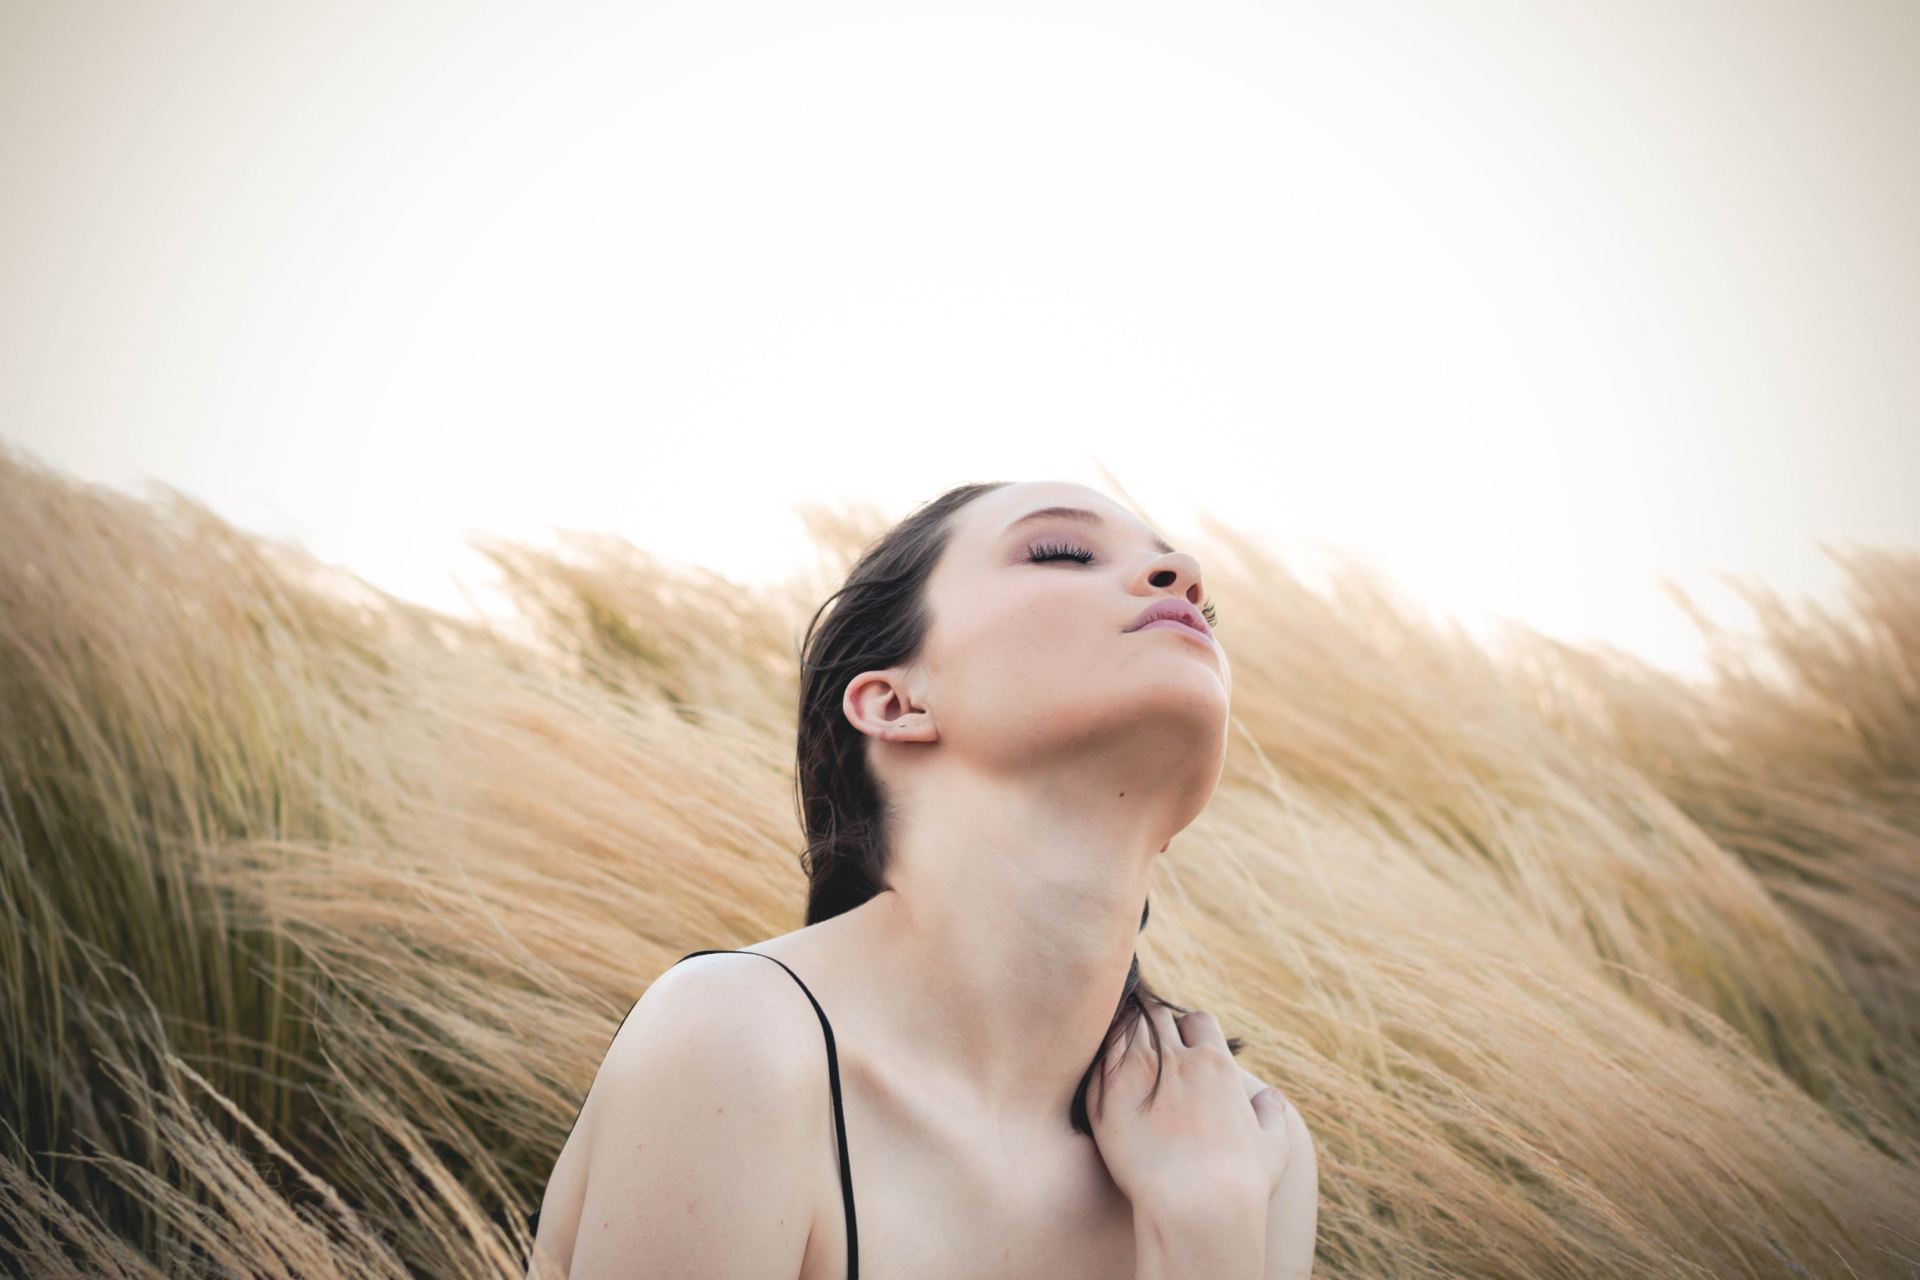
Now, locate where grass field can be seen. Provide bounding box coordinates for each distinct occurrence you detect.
[2,443,1915,1278]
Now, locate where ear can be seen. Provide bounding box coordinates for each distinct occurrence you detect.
[843,669,940,744]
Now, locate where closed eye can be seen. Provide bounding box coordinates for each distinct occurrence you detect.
[1026,539,1094,564]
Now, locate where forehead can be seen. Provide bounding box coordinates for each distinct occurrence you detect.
[957,482,1172,554]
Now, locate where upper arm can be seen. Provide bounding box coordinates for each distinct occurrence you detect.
[564,957,825,1280]
[1238,1067,1319,1280]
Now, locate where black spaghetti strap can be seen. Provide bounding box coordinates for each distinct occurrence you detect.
[527,948,860,1280]
[680,949,860,1280]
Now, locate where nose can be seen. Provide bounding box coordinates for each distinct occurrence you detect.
[1140,550,1205,605]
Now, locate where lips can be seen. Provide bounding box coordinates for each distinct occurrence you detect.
[1123,598,1211,636]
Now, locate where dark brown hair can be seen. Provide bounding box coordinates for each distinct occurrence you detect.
[791,480,1242,1137]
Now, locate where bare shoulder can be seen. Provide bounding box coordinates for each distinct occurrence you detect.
[590,949,837,1123]
[555,950,835,1278]
[615,949,831,1065]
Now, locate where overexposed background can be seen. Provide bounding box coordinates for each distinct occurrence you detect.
[4,0,1916,680]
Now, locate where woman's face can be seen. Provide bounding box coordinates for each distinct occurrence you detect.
[890,481,1232,786]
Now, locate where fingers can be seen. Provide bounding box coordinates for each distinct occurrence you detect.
[1092,1016,1142,1119]
[1131,1000,1234,1057]
[1175,1007,1228,1052]
[1141,1000,1182,1056]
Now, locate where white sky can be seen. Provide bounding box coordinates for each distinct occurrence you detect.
[4,0,1916,682]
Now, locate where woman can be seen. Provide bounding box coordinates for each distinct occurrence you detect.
[527,479,1319,1279]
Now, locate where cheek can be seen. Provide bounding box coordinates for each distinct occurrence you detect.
[933,614,1117,717]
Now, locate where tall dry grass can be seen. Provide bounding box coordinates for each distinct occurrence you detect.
[1,442,1915,1278]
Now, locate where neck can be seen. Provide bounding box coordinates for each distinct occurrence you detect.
[841,760,1182,1141]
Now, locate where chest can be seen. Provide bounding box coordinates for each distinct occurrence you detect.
[796,1066,1137,1280]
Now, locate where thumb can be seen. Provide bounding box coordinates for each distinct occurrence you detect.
[1251,1087,1292,1187]
[1251,1086,1289,1132]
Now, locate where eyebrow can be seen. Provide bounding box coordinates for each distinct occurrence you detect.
[1001,506,1175,556]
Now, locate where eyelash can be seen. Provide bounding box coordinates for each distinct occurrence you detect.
[1025,539,1219,629]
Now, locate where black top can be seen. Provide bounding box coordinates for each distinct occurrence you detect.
[527,948,860,1280]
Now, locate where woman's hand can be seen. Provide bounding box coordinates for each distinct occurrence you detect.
[1089,1000,1291,1214]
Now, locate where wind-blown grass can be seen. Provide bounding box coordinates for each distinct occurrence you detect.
[1,443,1914,1278]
